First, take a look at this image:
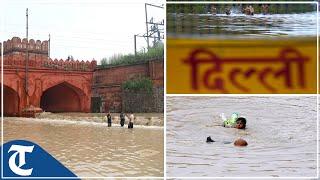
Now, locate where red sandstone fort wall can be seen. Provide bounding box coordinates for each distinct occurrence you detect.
[2,37,163,115]
[92,59,164,112]
[1,37,96,115]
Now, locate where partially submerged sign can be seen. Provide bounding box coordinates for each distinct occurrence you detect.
[167,37,317,94]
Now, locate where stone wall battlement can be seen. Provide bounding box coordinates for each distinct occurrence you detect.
[2,37,97,71]
[3,37,48,55]
[43,58,97,71]
[3,56,97,71]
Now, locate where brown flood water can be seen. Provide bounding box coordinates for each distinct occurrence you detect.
[167,96,317,177]
[2,117,164,177]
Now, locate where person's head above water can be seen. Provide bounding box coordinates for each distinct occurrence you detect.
[235,117,246,129]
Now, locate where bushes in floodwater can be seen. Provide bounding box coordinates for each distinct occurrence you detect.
[100,43,163,67]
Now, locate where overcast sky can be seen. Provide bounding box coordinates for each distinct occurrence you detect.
[1,0,164,64]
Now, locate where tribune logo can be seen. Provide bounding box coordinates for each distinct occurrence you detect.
[8,144,34,176]
[3,140,77,177]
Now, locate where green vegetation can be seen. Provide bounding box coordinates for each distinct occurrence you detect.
[100,43,163,67]
[122,76,153,94]
[167,4,316,14]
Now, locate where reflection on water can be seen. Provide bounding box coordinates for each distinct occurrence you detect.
[166,96,317,177]
[167,12,317,37]
[3,118,164,177]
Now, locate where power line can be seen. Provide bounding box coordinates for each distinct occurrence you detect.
[134,3,164,55]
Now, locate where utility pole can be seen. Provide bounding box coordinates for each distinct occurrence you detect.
[134,34,137,56]
[48,33,50,59]
[145,3,149,50]
[25,8,29,97]
[135,3,164,55]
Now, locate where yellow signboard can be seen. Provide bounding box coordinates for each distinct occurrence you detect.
[167,37,317,94]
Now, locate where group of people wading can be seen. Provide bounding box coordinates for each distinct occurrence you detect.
[106,112,134,129]
[211,4,269,15]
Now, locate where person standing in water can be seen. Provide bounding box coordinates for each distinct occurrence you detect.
[127,113,134,129]
[210,5,217,15]
[250,5,254,15]
[120,112,125,127]
[225,7,231,15]
[244,5,254,15]
[261,4,269,15]
[106,112,112,127]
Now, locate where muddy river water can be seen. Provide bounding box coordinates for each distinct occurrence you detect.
[3,118,164,177]
[166,96,317,177]
[167,12,317,37]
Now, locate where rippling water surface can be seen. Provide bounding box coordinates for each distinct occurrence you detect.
[166,96,317,177]
[167,12,317,37]
[3,118,164,177]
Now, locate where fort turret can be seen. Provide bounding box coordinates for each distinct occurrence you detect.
[3,37,48,55]
[2,37,96,71]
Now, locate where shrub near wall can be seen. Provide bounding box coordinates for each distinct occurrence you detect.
[121,77,164,113]
[122,88,164,113]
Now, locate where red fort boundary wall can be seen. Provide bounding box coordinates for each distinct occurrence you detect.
[92,59,164,113]
[1,37,164,116]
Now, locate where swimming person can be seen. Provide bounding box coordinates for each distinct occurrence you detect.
[206,113,247,145]
[107,112,112,127]
[206,136,248,146]
[222,113,247,129]
[120,112,125,127]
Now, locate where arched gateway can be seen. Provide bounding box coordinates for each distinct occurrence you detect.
[2,85,20,116]
[40,82,84,112]
[1,37,96,116]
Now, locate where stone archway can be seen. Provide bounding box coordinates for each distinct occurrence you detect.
[40,82,84,112]
[2,85,20,116]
